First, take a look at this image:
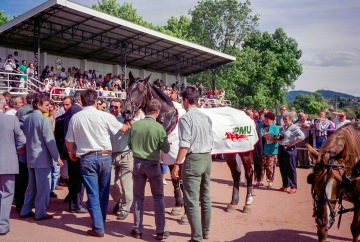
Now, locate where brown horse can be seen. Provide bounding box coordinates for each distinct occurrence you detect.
[121,72,178,135]
[224,152,254,213]
[122,72,255,214]
[307,124,360,242]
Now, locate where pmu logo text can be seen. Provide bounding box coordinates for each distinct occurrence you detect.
[224,126,252,142]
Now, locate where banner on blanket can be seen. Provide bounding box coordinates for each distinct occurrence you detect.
[161,106,259,165]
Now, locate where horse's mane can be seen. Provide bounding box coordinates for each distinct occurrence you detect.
[319,123,360,167]
[148,84,174,107]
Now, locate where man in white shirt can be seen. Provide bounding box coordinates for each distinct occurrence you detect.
[332,111,351,129]
[5,96,24,116]
[65,89,132,238]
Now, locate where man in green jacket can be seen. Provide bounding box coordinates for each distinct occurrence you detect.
[128,98,170,240]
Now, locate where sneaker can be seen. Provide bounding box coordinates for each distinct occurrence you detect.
[163,180,167,185]
[131,229,142,239]
[254,182,263,187]
[156,231,170,240]
[117,210,129,220]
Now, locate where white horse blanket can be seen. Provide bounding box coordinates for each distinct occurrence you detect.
[161,106,259,165]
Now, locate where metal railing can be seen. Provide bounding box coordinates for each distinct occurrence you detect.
[198,97,232,107]
[49,87,126,102]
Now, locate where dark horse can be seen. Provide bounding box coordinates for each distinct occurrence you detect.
[121,72,178,135]
[306,123,360,242]
[122,72,255,214]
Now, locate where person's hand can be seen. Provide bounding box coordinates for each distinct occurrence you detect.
[171,165,180,179]
[57,159,64,167]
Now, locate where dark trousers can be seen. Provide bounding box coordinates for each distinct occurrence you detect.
[68,159,85,210]
[278,145,298,189]
[133,158,165,234]
[15,162,28,211]
[316,136,327,149]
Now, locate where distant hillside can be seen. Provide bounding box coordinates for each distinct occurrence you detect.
[286,89,355,101]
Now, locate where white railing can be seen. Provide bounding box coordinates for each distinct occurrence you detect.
[0,70,31,95]
[198,97,231,107]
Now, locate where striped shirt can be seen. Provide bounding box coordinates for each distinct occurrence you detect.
[178,107,213,154]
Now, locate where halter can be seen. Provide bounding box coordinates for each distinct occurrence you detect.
[310,152,357,230]
[124,81,150,118]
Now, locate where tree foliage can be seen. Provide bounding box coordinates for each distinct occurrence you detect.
[91,0,303,109]
[164,16,193,40]
[290,92,328,114]
[92,0,144,25]
[0,10,10,26]
[189,0,259,55]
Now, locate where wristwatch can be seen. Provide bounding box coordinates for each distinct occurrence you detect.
[174,162,181,166]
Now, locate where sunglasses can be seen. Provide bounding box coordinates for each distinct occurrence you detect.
[110,105,119,109]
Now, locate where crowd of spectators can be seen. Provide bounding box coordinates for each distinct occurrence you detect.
[240,105,357,195]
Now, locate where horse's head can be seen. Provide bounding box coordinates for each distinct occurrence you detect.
[121,72,151,121]
[306,124,360,241]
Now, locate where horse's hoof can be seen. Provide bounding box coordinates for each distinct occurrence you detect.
[170,207,182,216]
[242,204,251,213]
[178,214,189,225]
[226,204,236,213]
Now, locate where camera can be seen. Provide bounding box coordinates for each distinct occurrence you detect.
[275,133,284,141]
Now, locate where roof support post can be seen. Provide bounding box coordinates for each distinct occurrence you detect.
[120,42,128,89]
[33,19,41,78]
[211,68,216,96]
[174,55,181,88]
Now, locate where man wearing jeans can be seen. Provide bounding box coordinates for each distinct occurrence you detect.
[172,86,214,242]
[65,89,131,237]
[128,99,170,240]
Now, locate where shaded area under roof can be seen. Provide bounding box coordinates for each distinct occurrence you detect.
[0,0,235,76]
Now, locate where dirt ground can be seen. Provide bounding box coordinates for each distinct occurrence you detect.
[3,159,353,242]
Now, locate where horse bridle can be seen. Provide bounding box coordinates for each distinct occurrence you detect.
[125,81,151,116]
[309,152,356,229]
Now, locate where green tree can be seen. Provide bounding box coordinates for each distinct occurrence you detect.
[241,29,303,104]
[0,10,10,26]
[92,0,145,25]
[164,16,193,40]
[291,92,328,114]
[189,0,259,54]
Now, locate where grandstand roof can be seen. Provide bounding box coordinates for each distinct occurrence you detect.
[0,0,235,76]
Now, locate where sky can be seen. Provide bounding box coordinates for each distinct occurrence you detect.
[2,0,360,95]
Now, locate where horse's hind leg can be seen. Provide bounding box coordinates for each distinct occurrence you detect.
[351,208,360,242]
[225,154,240,212]
[241,151,254,213]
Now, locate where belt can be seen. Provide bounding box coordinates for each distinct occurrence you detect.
[113,150,131,154]
[82,150,111,157]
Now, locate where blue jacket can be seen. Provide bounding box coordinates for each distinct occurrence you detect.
[259,123,280,155]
